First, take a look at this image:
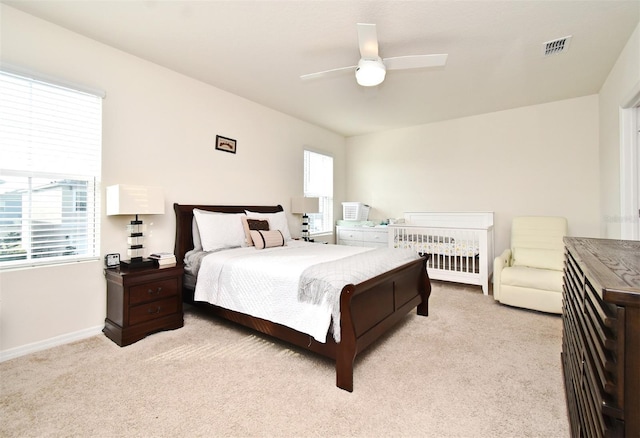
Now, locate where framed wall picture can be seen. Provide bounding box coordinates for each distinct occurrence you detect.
[215,135,237,154]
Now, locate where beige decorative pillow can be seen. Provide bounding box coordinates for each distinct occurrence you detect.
[250,230,285,249]
[241,216,270,246]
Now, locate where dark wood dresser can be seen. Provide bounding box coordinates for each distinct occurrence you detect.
[104,264,184,346]
[562,237,640,437]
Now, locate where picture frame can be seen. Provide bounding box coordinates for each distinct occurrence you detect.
[215,135,237,154]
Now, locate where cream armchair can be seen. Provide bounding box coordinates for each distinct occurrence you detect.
[493,216,568,314]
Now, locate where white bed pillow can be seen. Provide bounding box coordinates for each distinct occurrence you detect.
[193,209,246,252]
[192,216,202,250]
[245,210,292,241]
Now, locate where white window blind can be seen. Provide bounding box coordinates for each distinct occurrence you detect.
[0,70,102,268]
[304,150,333,234]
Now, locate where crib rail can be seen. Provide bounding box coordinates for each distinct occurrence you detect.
[389,223,493,295]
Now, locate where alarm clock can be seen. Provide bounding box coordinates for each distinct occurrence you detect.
[105,253,120,268]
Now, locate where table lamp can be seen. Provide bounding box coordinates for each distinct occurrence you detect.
[291,196,320,241]
[106,184,164,268]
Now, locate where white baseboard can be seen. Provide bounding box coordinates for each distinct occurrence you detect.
[0,325,104,362]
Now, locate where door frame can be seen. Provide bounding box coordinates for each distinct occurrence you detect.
[620,81,640,240]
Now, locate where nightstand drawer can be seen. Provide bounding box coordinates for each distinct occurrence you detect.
[129,278,179,305]
[129,297,180,325]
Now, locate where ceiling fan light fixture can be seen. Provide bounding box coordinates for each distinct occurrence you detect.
[355,58,386,86]
[300,24,447,86]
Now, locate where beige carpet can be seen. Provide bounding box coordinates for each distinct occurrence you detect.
[0,282,569,437]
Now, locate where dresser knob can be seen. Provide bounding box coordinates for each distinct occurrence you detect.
[147,306,161,314]
[148,287,162,295]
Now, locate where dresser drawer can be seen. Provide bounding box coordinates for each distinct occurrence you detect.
[129,296,180,325]
[338,229,364,242]
[363,230,388,246]
[129,278,179,305]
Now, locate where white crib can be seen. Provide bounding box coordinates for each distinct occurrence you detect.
[388,212,494,294]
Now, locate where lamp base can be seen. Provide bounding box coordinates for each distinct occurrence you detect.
[120,258,155,269]
[301,213,310,241]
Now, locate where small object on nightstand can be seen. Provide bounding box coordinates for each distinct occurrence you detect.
[149,252,177,268]
[105,253,120,268]
[120,258,156,269]
[149,252,175,259]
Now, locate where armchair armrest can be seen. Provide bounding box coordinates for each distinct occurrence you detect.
[493,249,512,300]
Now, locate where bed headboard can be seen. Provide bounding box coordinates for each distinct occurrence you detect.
[173,203,284,264]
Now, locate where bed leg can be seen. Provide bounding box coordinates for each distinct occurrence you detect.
[417,257,432,317]
[336,346,356,392]
[337,285,357,392]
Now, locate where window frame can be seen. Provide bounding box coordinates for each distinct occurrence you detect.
[303,149,334,236]
[0,69,103,270]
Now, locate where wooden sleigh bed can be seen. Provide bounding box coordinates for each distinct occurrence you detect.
[174,203,432,392]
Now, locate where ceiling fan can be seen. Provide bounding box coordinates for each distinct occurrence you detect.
[300,23,448,87]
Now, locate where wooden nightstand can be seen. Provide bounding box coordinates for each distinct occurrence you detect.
[103,264,184,346]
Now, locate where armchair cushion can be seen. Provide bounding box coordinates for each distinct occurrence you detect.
[500,266,564,293]
[512,247,564,271]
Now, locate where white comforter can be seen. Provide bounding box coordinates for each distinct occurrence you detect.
[193,241,419,343]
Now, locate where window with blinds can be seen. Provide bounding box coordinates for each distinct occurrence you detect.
[304,150,333,235]
[0,70,102,268]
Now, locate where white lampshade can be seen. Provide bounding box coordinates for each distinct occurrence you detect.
[106,184,165,216]
[291,196,320,214]
[106,184,164,267]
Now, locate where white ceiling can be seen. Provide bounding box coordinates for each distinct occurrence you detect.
[5,1,639,137]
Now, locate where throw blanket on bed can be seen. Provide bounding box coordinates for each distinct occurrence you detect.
[298,248,420,342]
[193,241,373,343]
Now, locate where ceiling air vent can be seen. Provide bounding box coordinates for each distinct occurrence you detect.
[543,36,572,56]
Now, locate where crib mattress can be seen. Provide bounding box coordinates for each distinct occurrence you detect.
[393,235,479,257]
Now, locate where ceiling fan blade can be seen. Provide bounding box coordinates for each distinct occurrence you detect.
[357,23,379,59]
[300,65,357,81]
[383,54,448,70]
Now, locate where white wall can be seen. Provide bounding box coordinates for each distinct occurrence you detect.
[599,22,640,238]
[345,95,601,254]
[0,5,345,358]
[1,5,637,359]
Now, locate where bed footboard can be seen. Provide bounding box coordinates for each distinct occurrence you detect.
[337,256,430,392]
